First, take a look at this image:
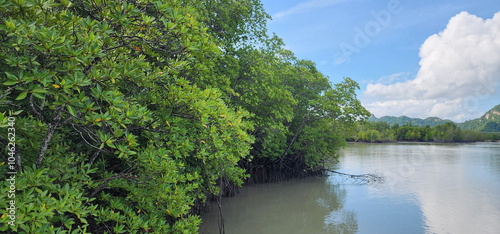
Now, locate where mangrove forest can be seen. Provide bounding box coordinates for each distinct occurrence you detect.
[0,0,369,232]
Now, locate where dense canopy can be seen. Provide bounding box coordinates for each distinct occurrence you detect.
[0,0,368,232]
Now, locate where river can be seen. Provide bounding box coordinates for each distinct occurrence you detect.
[200,142,500,234]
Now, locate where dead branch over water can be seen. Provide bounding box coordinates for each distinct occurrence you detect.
[323,169,385,184]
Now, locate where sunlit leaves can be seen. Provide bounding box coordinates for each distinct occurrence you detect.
[0,0,256,232]
[0,0,370,232]
[225,45,369,172]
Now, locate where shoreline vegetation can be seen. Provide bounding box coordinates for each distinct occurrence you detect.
[1,1,498,233]
[0,0,369,233]
[352,121,500,143]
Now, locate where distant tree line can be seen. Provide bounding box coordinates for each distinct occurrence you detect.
[353,122,500,143]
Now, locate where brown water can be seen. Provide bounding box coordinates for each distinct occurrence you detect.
[200,142,500,234]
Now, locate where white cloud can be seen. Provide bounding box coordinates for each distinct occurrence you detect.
[273,0,345,20]
[362,11,500,122]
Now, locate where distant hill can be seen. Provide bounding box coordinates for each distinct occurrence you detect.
[369,115,453,127]
[369,104,500,132]
[459,104,500,132]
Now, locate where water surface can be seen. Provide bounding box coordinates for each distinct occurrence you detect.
[200,142,500,234]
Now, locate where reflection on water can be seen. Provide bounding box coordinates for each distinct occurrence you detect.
[200,143,500,234]
[321,183,358,234]
[200,177,359,234]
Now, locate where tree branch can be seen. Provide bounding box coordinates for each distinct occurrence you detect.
[89,170,140,198]
[29,93,44,120]
[0,81,29,100]
[277,115,308,167]
[35,105,66,168]
[35,122,57,168]
[323,169,385,184]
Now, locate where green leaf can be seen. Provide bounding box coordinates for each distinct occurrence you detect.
[4,20,15,30]
[0,223,9,231]
[15,92,27,100]
[67,105,77,117]
[12,110,23,115]
[32,92,45,99]
[32,89,48,93]
[4,72,17,80]
[2,80,18,85]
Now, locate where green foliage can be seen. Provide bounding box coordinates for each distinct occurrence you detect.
[226,43,370,173]
[0,0,252,232]
[0,0,369,232]
[359,105,500,143]
[292,77,370,169]
[0,163,98,233]
[190,0,270,50]
[354,121,498,143]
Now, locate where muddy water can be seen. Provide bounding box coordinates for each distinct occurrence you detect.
[200,142,500,234]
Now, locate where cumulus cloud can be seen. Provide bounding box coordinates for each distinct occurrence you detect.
[273,0,345,20]
[363,11,500,122]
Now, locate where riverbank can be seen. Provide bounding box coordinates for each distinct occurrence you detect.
[354,121,500,143]
[349,139,500,143]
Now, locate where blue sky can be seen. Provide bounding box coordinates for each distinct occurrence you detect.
[261,0,500,122]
